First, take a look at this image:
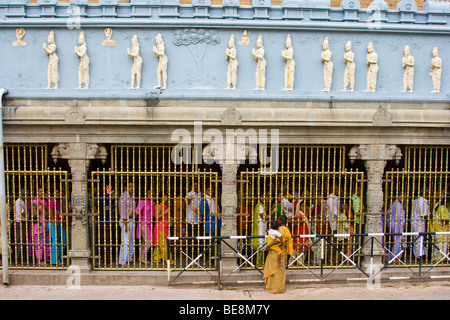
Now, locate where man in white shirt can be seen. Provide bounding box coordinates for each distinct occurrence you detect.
[14,189,28,264]
[412,190,430,259]
[327,185,341,233]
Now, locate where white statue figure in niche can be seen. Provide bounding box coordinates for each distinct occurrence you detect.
[74,31,90,89]
[282,34,295,91]
[12,27,26,46]
[252,35,266,90]
[102,27,117,46]
[365,42,378,92]
[153,33,168,90]
[321,37,333,92]
[127,35,143,89]
[401,45,414,93]
[43,30,59,89]
[238,30,250,46]
[225,34,238,90]
[430,47,441,93]
[342,40,355,92]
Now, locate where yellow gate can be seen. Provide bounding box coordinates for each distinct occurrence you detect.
[4,144,70,269]
[238,145,366,269]
[383,146,450,268]
[90,145,220,270]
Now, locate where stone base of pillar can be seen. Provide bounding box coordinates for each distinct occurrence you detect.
[68,250,92,274]
[361,235,384,275]
[219,251,240,275]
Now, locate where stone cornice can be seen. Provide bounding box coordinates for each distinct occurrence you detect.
[0,1,449,29]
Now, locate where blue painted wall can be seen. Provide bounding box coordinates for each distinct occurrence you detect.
[0,1,449,100]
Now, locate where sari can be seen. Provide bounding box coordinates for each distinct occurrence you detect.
[136,199,154,261]
[430,203,450,263]
[32,207,50,263]
[292,205,310,252]
[263,225,293,294]
[152,203,171,263]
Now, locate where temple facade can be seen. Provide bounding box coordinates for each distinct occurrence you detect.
[0,0,449,286]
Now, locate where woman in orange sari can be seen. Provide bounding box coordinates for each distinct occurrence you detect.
[152,192,172,263]
[263,215,293,294]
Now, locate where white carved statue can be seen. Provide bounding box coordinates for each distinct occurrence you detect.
[238,30,250,46]
[74,31,90,89]
[102,27,117,46]
[430,47,441,93]
[282,34,295,90]
[401,45,414,93]
[127,35,143,89]
[342,40,355,92]
[43,31,59,89]
[252,35,266,90]
[153,33,168,90]
[321,37,333,92]
[13,27,26,46]
[365,42,378,92]
[225,34,238,90]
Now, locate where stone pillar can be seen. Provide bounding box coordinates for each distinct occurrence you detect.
[219,161,239,276]
[203,141,257,278]
[348,144,402,273]
[51,143,107,273]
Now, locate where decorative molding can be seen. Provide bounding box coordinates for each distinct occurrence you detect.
[221,108,241,126]
[372,104,392,127]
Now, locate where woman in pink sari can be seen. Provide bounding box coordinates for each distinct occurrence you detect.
[152,192,172,263]
[32,198,50,265]
[135,190,155,265]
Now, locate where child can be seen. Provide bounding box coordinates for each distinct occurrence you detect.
[266,220,283,267]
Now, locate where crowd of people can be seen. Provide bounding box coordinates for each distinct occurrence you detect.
[9,187,72,266]
[239,183,450,268]
[3,180,449,272]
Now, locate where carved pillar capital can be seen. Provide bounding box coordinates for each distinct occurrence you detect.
[348,144,402,164]
[51,142,108,163]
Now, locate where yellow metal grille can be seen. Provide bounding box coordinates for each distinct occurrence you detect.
[90,145,219,270]
[3,144,71,269]
[4,144,47,171]
[259,145,346,173]
[383,146,449,267]
[239,168,365,269]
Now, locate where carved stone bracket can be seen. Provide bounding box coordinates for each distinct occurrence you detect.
[202,141,257,166]
[348,144,402,164]
[51,142,108,164]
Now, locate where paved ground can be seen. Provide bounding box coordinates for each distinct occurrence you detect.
[1,280,450,300]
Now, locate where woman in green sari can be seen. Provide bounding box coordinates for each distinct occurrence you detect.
[270,194,283,220]
[430,198,450,263]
